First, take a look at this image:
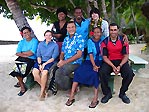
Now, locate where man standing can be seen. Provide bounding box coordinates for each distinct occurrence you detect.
[99,23,135,104]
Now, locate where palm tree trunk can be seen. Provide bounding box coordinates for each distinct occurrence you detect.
[101,0,109,21]
[131,5,139,43]
[5,0,36,38]
[111,0,116,23]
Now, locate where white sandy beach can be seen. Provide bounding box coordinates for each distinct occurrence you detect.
[0,44,149,112]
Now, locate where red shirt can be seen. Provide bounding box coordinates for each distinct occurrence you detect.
[101,37,129,60]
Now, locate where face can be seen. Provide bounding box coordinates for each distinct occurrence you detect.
[92,13,99,20]
[93,28,102,40]
[109,26,119,38]
[22,29,31,39]
[74,9,82,20]
[44,32,52,41]
[58,12,66,21]
[67,23,76,36]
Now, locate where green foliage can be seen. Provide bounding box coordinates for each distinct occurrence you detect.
[127,34,136,43]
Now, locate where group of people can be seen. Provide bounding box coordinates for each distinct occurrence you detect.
[9,6,135,108]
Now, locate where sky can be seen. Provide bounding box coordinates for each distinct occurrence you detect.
[0,14,52,41]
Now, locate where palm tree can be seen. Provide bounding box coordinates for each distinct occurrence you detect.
[5,0,36,38]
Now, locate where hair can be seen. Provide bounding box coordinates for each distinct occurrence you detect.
[21,26,31,32]
[93,27,102,32]
[109,23,119,29]
[90,8,100,18]
[56,7,67,16]
[74,6,82,12]
[44,30,52,36]
[67,21,76,25]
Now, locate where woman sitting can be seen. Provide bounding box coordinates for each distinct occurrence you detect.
[32,30,59,100]
[66,27,103,108]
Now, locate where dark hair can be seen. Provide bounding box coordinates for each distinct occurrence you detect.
[93,27,102,32]
[67,21,75,25]
[90,8,100,18]
[21,26,31,32]
[44,30,52,36]
[109,23,119,29]
[56,7,67,16]
[74,6,82,12]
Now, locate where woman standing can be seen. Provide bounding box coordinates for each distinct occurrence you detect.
[32,30,59,100]
[52,7,68,52]
[89,8,109,38]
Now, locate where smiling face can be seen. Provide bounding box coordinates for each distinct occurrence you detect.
[109,25,119,39]
[58,12,66,21]
[44,31,52,42]
[92,12,99,21]
[74,8,83,20]
[67,22,76,37]
[22,29,32,40]
[93,27,102,40]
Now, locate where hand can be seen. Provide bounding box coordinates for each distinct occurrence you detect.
[57,60,66,67]
[93,65,100,72]
[112,66,120,75]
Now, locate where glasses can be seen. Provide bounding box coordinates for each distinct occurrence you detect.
[110,29,117,31]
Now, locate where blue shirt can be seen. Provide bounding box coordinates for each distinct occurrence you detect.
[16,38,38,59]
[62,33,84,64]
[86,37,103,61]
[37,40,59,61]
[74,18,90,47]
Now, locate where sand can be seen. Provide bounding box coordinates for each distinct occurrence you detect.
[0,44,149,112]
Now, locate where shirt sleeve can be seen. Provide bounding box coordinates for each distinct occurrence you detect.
[30,38,38,54]
[61,38,66,53]
[76,35,84,51]
[16,40,23,53]
[36,42,41,58]
[101,41,108,56]
[52,44,59,59]
[87,39,93,54]
[102,20,109,37]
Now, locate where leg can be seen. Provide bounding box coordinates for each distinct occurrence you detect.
[120,62,134,95]
[40,70,48,100]
[99,63,113,103]
[32,68,41,85]
[55,64,79,90]
[66,82,78,106]
[69,82,78,100]
[16,76,27,96]
[89,87,99,108]
[119,62,135,104]
[99,63,113,95]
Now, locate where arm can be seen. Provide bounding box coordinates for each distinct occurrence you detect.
[103,56,118,74]
[89,54,99,72]
[57,50,82,67]
[16,51,34,57]
[52,24,62,39]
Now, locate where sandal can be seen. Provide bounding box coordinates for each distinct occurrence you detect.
[14,82,20,88]
[89,100,99,108]
[65,99,75,106]
[17,87,27,96]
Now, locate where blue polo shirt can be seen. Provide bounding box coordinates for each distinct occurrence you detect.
[74,18,90,47]
[62,33,84,64]
[16,38,38,59]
